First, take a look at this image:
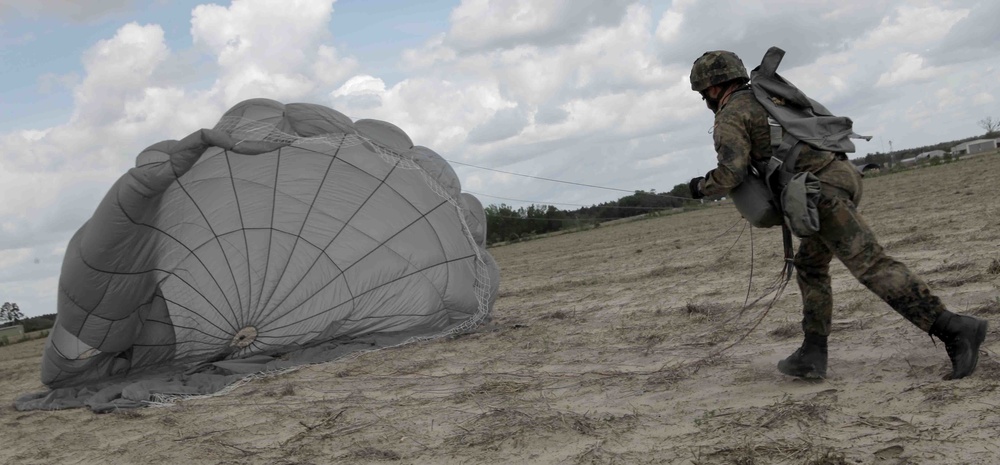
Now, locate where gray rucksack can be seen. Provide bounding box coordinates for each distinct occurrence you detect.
[731,46,870,237]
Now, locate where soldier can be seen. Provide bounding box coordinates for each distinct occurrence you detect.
[687,50,988,380]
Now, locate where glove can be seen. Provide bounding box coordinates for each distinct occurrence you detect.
[689,176,705,199]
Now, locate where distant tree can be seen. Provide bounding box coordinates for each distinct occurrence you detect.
[1,302,24,326]
[668,182,692,199]
[979,116,999,136]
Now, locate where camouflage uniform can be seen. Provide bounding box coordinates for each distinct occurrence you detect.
[701,90,945,337]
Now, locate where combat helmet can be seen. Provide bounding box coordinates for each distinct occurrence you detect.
[690,50,748,92]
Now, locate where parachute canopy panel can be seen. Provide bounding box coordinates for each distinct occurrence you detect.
[16,98,499,412]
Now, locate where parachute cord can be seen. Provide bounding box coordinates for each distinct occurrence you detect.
[700,273,790,364]
[738,224,755,318]
[781,224,795,283]
[719,220,748,263]
[687,221,795,366]
[689,215,749,258]
[715,226,786,327]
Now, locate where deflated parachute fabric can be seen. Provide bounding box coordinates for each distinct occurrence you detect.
[15,98,499,411]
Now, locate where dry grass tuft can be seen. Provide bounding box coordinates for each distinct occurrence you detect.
[886,232,935,250]
[755,396,830,429]
[684,302,728,319]
[922,387,958,404]
[541,310,569,320]
[768,321,800,340]
[647,356,728,388]
[346,446,401,461]
[806,450,850,465]
[929,274,985,288]
[451,381,533,403]
[707,437,832,465]
[572,440,623,465]
[112,409,143,420]
[264,383,296,397]
[927,260,975,274]
[645,264,689,279]
[972,298,1000,315]
[520,278,604,296]
[446,407,639,451]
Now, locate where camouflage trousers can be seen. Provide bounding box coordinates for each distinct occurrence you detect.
[793,157,945,336]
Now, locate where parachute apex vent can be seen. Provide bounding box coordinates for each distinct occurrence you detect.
[231,326,258,349]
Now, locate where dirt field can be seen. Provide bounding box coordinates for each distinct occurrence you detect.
[3,153,999,465]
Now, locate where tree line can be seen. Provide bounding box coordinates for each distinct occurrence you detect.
[483,181,719,245]
[852,125,999,168]
[1,302,56,332]
[485,121,1000,246]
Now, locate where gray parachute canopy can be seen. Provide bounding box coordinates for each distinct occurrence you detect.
[16,98,499,411]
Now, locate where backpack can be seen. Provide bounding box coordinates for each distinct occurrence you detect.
[731,46,871,237]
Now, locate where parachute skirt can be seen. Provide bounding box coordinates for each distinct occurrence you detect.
[15,99,500,412]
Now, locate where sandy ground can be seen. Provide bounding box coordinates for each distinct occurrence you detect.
[2,153,999,465]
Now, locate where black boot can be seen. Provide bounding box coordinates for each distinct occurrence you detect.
[930,311,988,380]
[777,333,828,379]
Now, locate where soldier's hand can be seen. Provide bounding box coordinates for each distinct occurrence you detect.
[689,177,706,199]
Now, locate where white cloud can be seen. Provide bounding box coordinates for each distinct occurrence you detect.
[0,248,32,271]
[312,44,359,87]
[72,22,170,128]
[7,0,1000,318]
[331,75,387,111]
[334,76,513,153]
[401,33,456,70]
[191,0,333,70]
[654,10,682,43]
[445,0,633,52]
[467,106,528,144]
[972,92,994,105]
[859,5,969,50]
[394,2,678,152]
[0,0,133,22]
[191,0,347,104]
[875,53,946,87]
[935,87,962,111]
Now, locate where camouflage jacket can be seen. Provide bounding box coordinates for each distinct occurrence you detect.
[701,90,837,197]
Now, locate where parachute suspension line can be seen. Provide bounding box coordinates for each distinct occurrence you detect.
[253,135,347,325]
[172,158,245,333]
[223,149,249,329]
[245,141,483,336]
[699,226,796,363]
[449,160,703,203]
[719,218,748,263]
[113,183,241,335]
[250,148,282,325]
[685,215,748,263]
[672,215,751,305]
[704,274,790,361]
[255,136,350,329]
[256,254,477,333]
[366,141,492,337]
[155,297,240,342]
[254,200,455,331]
[215,116,493,341]
[781,224,795,283]
[740,225,755,317]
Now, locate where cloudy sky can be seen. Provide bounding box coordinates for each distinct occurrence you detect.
[2,0,999,317]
